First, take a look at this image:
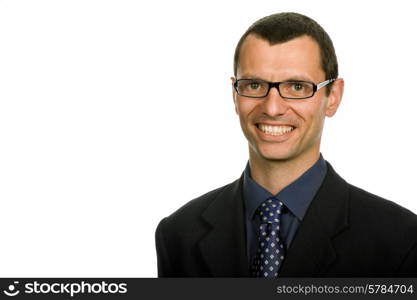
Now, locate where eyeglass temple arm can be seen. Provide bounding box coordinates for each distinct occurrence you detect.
[317,78,336,90]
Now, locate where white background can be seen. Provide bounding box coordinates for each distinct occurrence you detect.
[1,0,416,277]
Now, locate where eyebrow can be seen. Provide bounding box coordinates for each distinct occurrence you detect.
[238,75,314,83]
[284,77,314,83]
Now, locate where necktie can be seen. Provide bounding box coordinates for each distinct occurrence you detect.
[251,198,286,277]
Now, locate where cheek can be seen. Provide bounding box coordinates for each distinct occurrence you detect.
[294,101,326,132]
[305,105,327,139]
[236,100,257,121]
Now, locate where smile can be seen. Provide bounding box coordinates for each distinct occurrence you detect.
[256,124,295,136]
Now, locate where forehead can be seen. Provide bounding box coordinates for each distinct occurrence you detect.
[237,34,324,81]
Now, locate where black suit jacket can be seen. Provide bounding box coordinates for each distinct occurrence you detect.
[155,163,417,277]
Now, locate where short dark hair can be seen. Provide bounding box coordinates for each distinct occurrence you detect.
[233,12,338,94]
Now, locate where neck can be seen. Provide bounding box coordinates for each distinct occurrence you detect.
[249,149,320,195]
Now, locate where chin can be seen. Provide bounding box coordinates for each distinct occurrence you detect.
[261,153,294,162]
[254,145,297,162]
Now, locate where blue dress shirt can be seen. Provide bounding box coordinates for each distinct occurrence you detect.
[243,154,328,265]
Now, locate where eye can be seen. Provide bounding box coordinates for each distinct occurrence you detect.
[292,82,304,91]
[249,81,261,90]
[238,80,264,91]
[236,79,268,97]
[280,81,314,98]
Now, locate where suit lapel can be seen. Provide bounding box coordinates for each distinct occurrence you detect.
[198,175,250,277]
[279,163,350,276]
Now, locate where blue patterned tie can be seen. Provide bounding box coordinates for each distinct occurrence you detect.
[251,198,286,277]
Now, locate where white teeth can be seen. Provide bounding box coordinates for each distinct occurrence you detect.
[258,124,294,136]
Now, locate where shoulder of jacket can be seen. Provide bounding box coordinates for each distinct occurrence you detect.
[347,183,417,238]
[349,184,416,218]
[159,178,239,228]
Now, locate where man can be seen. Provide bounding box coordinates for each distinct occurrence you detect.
[155,12,417,277]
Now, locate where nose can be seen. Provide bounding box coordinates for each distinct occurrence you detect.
[261,85,289,117]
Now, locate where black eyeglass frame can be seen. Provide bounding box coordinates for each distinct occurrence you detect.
[233,78,336,99]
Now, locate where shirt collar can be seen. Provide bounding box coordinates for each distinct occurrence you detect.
[243,154,328,221]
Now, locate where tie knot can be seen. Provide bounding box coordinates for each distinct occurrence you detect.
[258,198,284,224]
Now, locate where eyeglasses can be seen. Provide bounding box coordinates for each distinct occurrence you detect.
[233,78,336,99]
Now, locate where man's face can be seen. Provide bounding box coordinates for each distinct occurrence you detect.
[232,34,342,164]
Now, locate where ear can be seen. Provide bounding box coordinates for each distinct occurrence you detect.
[325,78,344,117]
[231,77,239,114]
